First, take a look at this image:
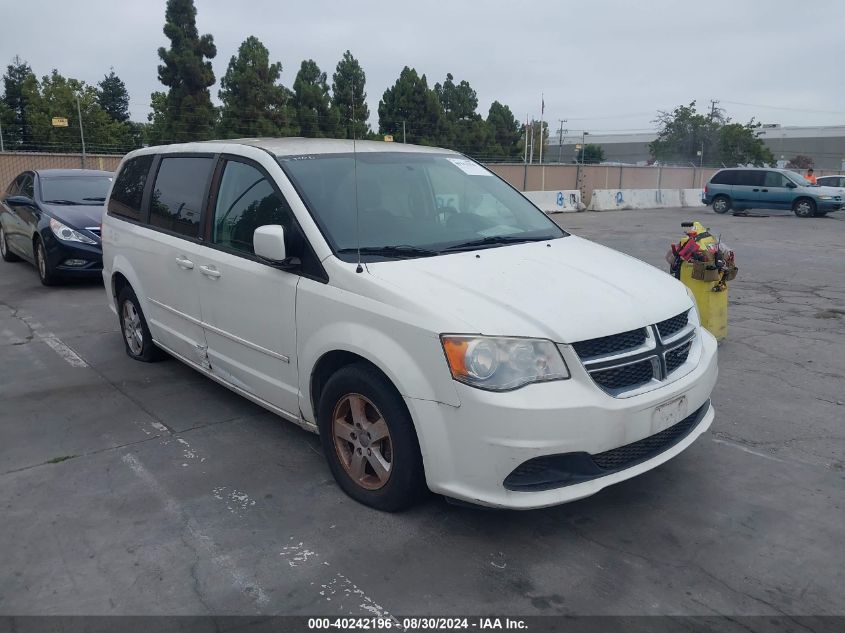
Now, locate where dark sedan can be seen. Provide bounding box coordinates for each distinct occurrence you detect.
[0,168,112,285]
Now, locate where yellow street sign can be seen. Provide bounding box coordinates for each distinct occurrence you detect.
[383,135,394,142]
[52,117,69,127]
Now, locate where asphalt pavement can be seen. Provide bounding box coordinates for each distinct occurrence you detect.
[0,207,843,618]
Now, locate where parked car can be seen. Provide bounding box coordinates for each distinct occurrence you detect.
[816,174,845,188]
[0,169,112,284]
[703,167,844,217]
[102,139,718,511]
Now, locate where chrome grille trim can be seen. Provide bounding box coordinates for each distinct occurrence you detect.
[573,310,697,397]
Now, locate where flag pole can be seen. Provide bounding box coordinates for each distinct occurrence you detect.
[539,93,545,190]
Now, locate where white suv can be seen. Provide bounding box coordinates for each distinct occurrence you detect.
[102,138,718,511]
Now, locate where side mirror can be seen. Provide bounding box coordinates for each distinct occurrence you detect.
[254,224,291,264]
[785,182,797,189]
[6,194,35,207]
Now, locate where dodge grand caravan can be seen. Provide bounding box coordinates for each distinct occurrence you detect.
[102,139,718,511]
[703,167,844,217]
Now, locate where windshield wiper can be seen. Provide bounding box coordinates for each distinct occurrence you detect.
[44,199,81,205]
[441,235,552,252]
[338,245,439,259]
[83,197,106,202]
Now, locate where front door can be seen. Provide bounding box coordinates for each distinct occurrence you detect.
[760,171,794,210]
[732,170,764,209]
[195,158,300,417]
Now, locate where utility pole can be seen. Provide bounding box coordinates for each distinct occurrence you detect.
[402,120,406,144]
[557,120,567,163]
[76,95,87,168]
[0,118,4,153]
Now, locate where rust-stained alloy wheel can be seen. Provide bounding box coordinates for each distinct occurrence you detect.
[331,393,393,490]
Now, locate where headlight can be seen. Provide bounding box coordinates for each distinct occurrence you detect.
[685,286,701,325]
[49,218,97,244]
[441,335,569,391]
[817,195,833,200]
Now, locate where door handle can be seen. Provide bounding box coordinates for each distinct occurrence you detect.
[752,188,760,192]
[199,265,221,279]
[175,255,194,269]
[760,189,768,192]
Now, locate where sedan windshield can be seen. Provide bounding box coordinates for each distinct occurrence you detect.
[279,152,566,261]
[785,171,813,186]
[40,176,113,205]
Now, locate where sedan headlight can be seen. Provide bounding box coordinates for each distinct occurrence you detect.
[817,195,833,200]
[441,335,569,391]
[49,218,97,244]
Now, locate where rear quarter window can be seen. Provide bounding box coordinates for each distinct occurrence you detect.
[149,156,214,239]
[109,155,154,221]
[710,170,737,185]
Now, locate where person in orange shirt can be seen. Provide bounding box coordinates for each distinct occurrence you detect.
[806,168,817,184]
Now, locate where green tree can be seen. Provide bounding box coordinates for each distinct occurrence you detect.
[432,73,492,154]
[576,143,605,164]
[331,50,369,139]
[717,122,774,167]
[25,70,136,154]
[293,59,335,137]
[650,101,772,166]
[155,0,217,142]
[378,66,442,145]
[97,68,130,123]
[485,101,521,159]
[2,56,38,148]
[218,36,295,138]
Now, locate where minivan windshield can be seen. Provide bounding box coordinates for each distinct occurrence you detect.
[278,152,566,261]
[785,171,813,186]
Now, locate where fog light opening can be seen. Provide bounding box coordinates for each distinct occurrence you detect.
[63,259,88,267]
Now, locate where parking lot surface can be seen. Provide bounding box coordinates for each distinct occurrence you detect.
[1,207,843,617]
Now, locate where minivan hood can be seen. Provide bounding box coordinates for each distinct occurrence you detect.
[43,203,104,229]
[365,236,692,344]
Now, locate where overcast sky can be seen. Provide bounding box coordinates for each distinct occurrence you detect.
[3,0,844,138]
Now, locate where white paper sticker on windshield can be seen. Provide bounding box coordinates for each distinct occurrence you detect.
[446,157,492,176]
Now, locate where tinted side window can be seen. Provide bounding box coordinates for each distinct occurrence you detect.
[736,170,764,186]
[109,155,154,221]
[711,170,736,185]
[150,157,214,238]
[213,160,297,255]
[20,175,34,198]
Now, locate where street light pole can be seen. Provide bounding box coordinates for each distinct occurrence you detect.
[76,95,87,169]
[558,119,567,163]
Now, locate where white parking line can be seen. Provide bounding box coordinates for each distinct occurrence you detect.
[39,334,88,368]
[121,453,270,609]
[712,438,787,463]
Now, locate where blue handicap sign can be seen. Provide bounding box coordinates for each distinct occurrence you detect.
[556,191,564,207]
[615,191,624,205]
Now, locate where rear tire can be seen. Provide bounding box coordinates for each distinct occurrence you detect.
[317,363,426,512]
[35,238,59,286]
[793,198,816,218]
[117,286,166,362]
[712,195,731,214]
[0,226,20,262]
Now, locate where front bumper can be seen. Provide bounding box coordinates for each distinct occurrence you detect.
[41,230,103,278]
[816,200,844,211]
[407,327,718,509]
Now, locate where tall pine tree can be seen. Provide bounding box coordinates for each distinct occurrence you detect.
[486,101,522,158]
[378,67,442,145]
[97,69,130,123]
[218,36,295,138]
[293,60,335,138]
[2,56,38,148]
[155,0,217,142]
[331,51,369,139]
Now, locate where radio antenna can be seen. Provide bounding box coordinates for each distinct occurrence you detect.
[352,82,363,273]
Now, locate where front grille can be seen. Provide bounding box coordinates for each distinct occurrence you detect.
[85,227,101,237]
[591,359,653,390]
[572,328,646,359]
[503,401,710,491]
[655,310,689,339]
[666,340,692,374]
[592,404,704,470]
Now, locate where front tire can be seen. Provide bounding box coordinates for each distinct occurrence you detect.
[712,195,731,214]
[793,198,816,218]
[117,286,166,362]
[35,238,58,286]
[0,226,20,262]
[317,363,426,512]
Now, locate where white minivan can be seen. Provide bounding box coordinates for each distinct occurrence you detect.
[102,138,718,511]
